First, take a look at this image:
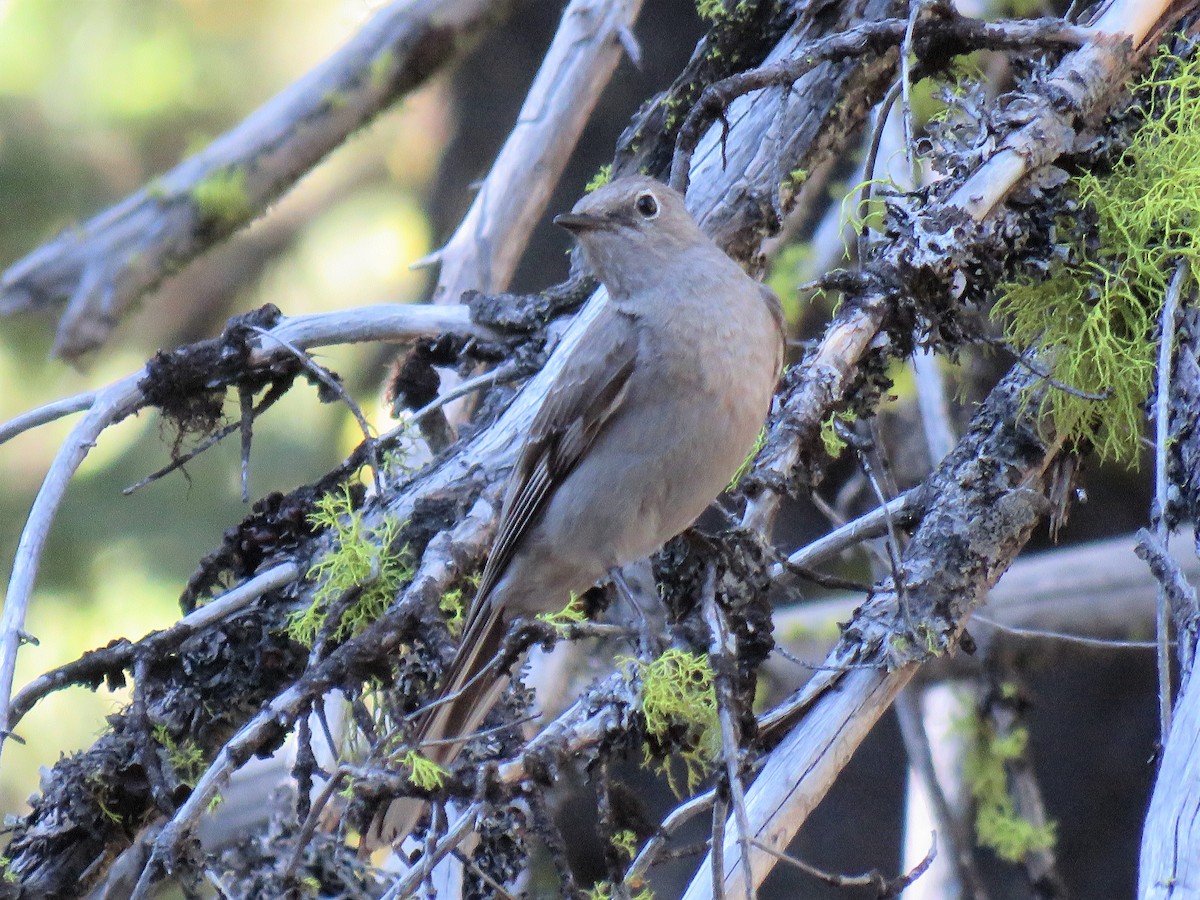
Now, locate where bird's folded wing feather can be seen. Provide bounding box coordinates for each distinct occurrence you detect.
[471,305,639,610]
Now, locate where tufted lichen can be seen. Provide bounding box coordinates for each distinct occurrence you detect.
[994,50,1200,462]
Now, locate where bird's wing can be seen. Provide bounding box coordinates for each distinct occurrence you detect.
[473,304,639,609]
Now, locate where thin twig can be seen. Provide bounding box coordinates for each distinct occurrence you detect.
[710,796,728,900]
[858,78,905,262]
[378,804,480,900]
[8,561,299,734]
[1153,260,1190,731]
[283,769,348,880]
[624,791,717,888]
[248,325,385,495]
[748,834,936,896]
[1136,530,1200,679]
[701,570,755,900]
[0,390,98,446]
[777,490,918,575]
[900,0,926,188]
[0,373,144,751]
[971,612,1157,650]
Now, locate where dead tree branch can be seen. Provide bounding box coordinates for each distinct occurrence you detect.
[0,0,514,361]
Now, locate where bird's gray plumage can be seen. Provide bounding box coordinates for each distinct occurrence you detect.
[367,175,783,849]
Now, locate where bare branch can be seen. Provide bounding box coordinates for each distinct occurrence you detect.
[0,390,98,446]
[685,364,1061,899]
[429,0,645,304]
[0,0,515,360]
[0,301,484,758]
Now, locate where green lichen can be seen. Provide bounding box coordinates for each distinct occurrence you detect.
[586,164,613,194]
[695,0,751,23]
[439,586,467,636]
[994,50,1200,463]
[626,649,720,794]
[963,720,1056,862]
[0,856,14,884]
[611,828,638,861]
[191,165,252,226]
[536,592,587,634]
[396,749,448,791]
[727,425,767,491]
[289,484,411,645]
[369,49,394,90]
[153,724,206,787]
[588,882,654,900]
[820,410,856,458]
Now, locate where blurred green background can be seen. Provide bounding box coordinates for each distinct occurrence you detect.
[0,0,443,816]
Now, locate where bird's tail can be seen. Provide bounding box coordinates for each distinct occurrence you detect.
[363,603,510,850]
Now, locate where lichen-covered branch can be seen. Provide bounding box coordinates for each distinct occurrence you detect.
[685,364,1061,900]
[0,0,515,361]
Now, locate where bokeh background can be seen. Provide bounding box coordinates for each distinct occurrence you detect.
[0,1,1165,897]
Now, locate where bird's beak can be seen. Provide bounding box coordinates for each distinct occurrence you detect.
[553,212,606,232]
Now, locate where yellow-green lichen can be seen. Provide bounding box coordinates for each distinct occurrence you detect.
[191,165,252,226]
[963,720,1056,862]
[820,409,857,458]
[994,50,1200,463]
[396,749,448,791]
[727,425,767,491]
[536,593,587,634]
[626,649,720,794]
[586,164,613,194]
[153,724,206,787]
[369,49,394,90]
[289,484,411,645]
[611,828,638,861]
[439,586,467,636]
[587,882,654,900]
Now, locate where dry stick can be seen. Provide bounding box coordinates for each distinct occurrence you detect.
[1135,532,1200,669]
[8,561,299,734]
[0,389,97,446]
[0,0,514,361]
[777,490,918,575]
[1151,260,1190,738]
[0,372,143,751]
[857,78,905,262]
[899,0,926,188]
[669,11,1092,193]
[123,377,293,496]
[427,0,645,306]
[378,805,481,900]
[247,303,500,362]
[624,792,717,888]
[701,576,755,900]
[0,301,477,758]
[748,835,936,896]
[247,325,386,495]
[710,797,728,900]
[971,613,1157,650]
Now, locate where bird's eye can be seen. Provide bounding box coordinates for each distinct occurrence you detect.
[635,191,660,219]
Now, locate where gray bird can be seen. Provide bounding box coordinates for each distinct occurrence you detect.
[368,175,783,848]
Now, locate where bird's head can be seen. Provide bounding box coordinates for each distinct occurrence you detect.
[554,176,706,294]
